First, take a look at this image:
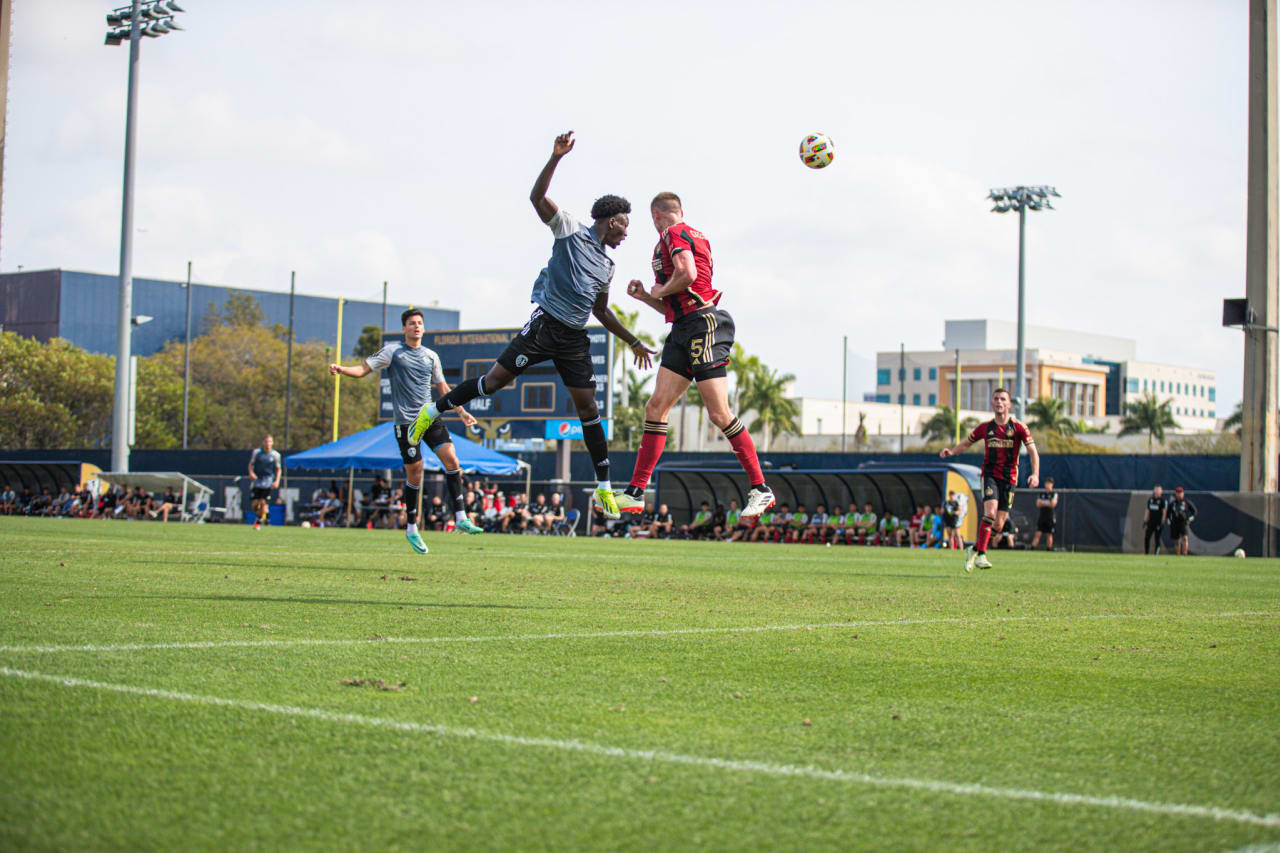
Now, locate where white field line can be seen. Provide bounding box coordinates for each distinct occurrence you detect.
[1,665,1277,829]
[0,611,1271,655]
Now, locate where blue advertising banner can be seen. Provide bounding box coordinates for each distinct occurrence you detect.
[544,419,613,441]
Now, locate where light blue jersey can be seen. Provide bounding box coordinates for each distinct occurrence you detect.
[529,209,614,329]
[366,342,445,424]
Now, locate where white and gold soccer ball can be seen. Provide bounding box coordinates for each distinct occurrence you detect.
[301,521,311,529]
[799,133,834,169]
[1233,548,1246,558]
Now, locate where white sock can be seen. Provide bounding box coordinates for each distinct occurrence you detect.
[407,523,418,536]
[455,510,466,523]
[427,402,440,420]
[597,480,612,492]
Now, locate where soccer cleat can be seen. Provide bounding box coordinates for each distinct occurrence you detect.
[963,546,976,573]
[408,404,436,446]
[974,553,993,570]
[455,517,483,534]
[593,487,621,520]
[406,530,429,555]
[613,491,646,514]
[741,486,776,520]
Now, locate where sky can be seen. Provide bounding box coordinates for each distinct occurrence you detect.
[3,0,1260,413]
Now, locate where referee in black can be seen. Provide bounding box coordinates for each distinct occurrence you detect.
[1167,487,1197,556]
[1030,477,1058,551]
[1143,484,1167,555]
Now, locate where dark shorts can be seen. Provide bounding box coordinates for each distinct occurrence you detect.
[943,513,959,529]
[393,420,451,465]
[251,487,272,502]
[981,476,1015,513]
[661,308,735,381]
[1037,516,1055,533]
[497,307,596,389]
[1169,519,1188,538]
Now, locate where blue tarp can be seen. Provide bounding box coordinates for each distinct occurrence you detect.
[284,423,521,474]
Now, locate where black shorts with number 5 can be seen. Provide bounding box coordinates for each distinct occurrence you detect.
[393,421,451,465]
[982,476,1015,512]
[661,308,735,381]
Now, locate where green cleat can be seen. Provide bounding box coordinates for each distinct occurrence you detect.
[963,546,976,573]
[593,487,621,520]
[974,553,993,570]
[408,405,436,446]
[455,517,483,534]
[406,530,429,555]
[612,491,646,514]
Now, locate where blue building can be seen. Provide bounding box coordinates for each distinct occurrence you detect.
[0,269,459,358]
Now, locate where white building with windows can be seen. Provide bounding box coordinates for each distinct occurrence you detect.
[873,320,1217,432]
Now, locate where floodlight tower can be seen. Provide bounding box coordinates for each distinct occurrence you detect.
[987,185,1060,420]
[104,0,186,472]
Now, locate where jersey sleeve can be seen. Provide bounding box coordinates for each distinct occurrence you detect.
[664,227,695,256]
[423,348,445,385]
[967,422,988,444]
[365,343,394,371]
[547,209,579,240]
[1017,421,1035,445]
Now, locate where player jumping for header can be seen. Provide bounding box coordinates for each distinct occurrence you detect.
[939,387,1039,571]
[330,308,483,555]
[613,192,775,519]
[409,132,656,519]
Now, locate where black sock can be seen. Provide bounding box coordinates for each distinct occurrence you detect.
[581,416,610,482]
[404,482,420,526]
[436,376,487,414]
[445,469,464,516]
[625,484,643,499]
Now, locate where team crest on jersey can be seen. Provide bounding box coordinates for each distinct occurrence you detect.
[408,446,416,458]
[515,355,528,368]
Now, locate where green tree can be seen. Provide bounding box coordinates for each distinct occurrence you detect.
[1223,401,1243,436]
[609,304,656,409]
[741,367,800,451]
[1026,396,1078,436]
[0,332,113,448]
[609,370,654,449]
[920,406,979,445]
[204,291,267,332]
[728,342,762,413]
[1119,393,1179,453]
[352,325,383,360]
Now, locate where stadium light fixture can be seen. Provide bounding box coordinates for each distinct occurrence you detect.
[104,0,189,473]
[987,185,1060,421]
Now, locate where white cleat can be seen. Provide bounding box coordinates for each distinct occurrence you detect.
[964,546,976,573]
[742,486,776,520]
[974,553,993,570]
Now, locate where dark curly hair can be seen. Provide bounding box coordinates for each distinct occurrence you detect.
[590,194,631,221]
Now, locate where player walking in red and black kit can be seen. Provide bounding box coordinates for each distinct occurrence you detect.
[939,387,1040,571]
[614,192,775,518]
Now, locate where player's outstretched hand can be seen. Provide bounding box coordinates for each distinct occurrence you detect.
[631,340,657,370]
[459,409,478,428]
[939,448,953,458]
[553,131,575,157]
[328,363,341,375]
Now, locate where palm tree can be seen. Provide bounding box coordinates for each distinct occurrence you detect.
[1025,397,1078,435]
[1119,392,1179,453]
[728,343,762,413]
[1223,401,1243,436]
[741,367,800,451]
[609,304,656,409]
[920,406,979,444]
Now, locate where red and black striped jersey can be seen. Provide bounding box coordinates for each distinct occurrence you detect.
[652,222,720,323]
[967,418,1035,483]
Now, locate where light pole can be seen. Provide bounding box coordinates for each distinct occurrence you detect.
[181,260,191,448]
[105,0,186,472]
[987,185,1059,421]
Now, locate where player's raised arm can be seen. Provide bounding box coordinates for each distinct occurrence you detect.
[329,362,372,378]
[626,279,667,315]
[650,249,695,299]
[530,131,574,224]
[592,291,657,369]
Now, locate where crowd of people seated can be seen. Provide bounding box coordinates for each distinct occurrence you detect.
[303,479,572,535]
[1,483,183,522]
[593,497,973,548]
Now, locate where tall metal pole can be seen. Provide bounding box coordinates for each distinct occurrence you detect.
[1241,0,1279,498]
[381,281,388,338]
[899,343,905,453]
[284,271,296,454]
[181,260,192,448]
[954,348,961,445]
[110,0,143,472]
[332,297,344,442]
[841,335,847,453]
[1015,204,1027,420]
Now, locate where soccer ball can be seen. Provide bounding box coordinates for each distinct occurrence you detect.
[799,133,834,169]
[1233,548,1245,558]
[301,521,311,529]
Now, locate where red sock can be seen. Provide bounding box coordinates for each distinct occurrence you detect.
[976,517,994,552]
[629,421,668,491]
[723,419,765,487]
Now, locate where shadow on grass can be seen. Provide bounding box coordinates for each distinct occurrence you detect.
[107,593,538,610]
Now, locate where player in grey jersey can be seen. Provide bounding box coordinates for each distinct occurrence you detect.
[330,308,481,555]
[248,434,281,529]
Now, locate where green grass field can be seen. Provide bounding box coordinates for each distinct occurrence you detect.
[1,517,1277,852]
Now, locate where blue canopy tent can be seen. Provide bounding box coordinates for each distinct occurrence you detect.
[285,423,526,523]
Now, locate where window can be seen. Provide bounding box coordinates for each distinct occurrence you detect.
[816,418,823,433]
[897,393,905,404]
[1209,387,1216,402]
[1210,410,1216,418]
[1143,379,1148,391]
[1160,381,1165,392]
[928,393,937,406]
[877,368,890,386]
[912,394,921,405]
[876,394,890,403]
[929,367,937,380]
[912,368,921,381]
[1127,378,1139,393]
